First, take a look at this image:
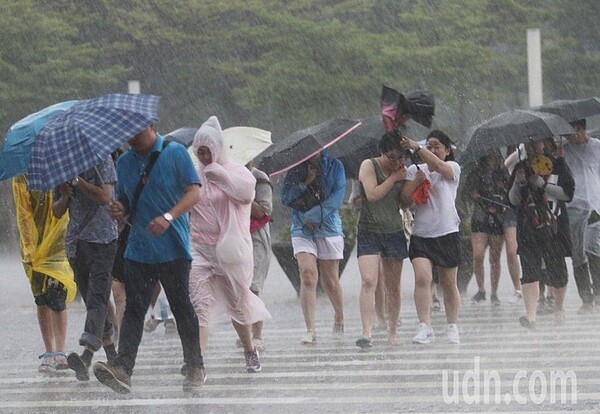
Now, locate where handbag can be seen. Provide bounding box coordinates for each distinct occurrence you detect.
[250,214,271,233]
[288,181,324,212]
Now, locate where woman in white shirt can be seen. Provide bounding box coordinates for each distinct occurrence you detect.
[400,130,462,345]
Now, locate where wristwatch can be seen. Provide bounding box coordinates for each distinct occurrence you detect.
[163,212,174,223]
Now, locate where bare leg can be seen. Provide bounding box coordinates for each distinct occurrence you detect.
[37,305,55,352]
[318,259,344,325]
[382,258,403,344]
[232,320,254,352]
[374,260,386,327]
[504,227,522,291]
[112,280,126,335]
[51,308,68,352]
[412,258,433,325]
[522,281,539,322]
[471,232,489,294]
[438,266,460,324]
[250,290,263,341]
[488,235,504,296]
[200,326,210,353]
[358,255,380,340]
[296,253,319,331]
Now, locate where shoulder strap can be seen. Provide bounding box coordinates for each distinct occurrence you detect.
[129,141,170,224]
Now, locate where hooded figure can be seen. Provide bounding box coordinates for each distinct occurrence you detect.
[189,116,271,352]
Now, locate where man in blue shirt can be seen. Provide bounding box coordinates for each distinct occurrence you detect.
[93,124,204,393]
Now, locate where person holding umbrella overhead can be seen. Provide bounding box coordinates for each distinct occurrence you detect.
[95,123,204,393]
[508,138,574,329]
[281,149,346,345]
[400,130,462,345]
[52,156,119,382]
[562,119,600,314]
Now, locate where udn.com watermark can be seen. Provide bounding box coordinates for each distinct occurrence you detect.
[442,357,577,405]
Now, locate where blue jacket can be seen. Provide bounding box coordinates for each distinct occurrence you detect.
[280,150,346,238]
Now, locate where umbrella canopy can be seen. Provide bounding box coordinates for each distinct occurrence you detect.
[327,116,430,178]
[222,126,272,166]
[28,94,160,191]
[380,85,435,128]
[164,127,197,147]
[257,118,361,176]
[532,97,600,123]
[0,100,79,181]
[460,109,575,165]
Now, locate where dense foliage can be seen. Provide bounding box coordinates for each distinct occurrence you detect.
[1,0,598,248]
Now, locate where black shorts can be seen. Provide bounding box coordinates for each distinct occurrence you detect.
[471,213,504,236]
[519,242,569,288]
[409,232,463,268]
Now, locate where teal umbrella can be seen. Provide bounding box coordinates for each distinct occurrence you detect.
[0,100,78,181]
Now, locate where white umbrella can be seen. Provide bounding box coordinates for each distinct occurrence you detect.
[188,126,273,167]
[223,126,272,165]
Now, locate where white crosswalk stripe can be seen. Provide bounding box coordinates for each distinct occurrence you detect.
[1,255,599,413]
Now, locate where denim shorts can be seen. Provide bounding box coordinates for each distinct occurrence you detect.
[503,209,517,228]
[357,230,408,260]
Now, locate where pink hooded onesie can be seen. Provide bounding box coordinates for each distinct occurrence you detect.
[189,116,271,327]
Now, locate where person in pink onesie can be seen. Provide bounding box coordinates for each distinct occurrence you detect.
[189,116,271,373]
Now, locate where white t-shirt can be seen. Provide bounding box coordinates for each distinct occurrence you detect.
[405,161,461,238]
[564,137,600,211]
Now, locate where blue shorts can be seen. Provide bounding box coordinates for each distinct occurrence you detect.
[357,230,408,260]
[503,209,517,228]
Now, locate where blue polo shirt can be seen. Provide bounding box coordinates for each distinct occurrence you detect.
[116,135,201,263]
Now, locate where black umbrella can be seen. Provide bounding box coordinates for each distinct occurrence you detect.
[460,109,575,165]
[327,116,429,178]
[164,127,198,147]
[257,118,361,176]
[380,85,435,128]
[532,97,600,123]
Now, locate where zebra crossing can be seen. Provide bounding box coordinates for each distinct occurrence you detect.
[1,255,600,413]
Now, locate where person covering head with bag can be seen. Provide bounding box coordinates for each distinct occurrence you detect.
[280,150,346,345]
[188,116,271,373]
[508,138,574,330]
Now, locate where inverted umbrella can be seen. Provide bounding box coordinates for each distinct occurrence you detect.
[460,109,575,165]
[327,116,429,178]
[28,93,160,191]
[532,97,600,123]
[257,118,361,176]
[223,126,273,166]
[380,85,435,129]
[0,100,79,181]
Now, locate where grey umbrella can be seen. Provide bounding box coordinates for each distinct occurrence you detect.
[532,97,600,123]
[460,109,575,165]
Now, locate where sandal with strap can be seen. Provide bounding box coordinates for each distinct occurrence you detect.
[38,352,56,374]
[53,352,69,370]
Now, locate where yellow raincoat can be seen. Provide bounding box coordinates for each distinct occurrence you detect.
[13,175,76,302]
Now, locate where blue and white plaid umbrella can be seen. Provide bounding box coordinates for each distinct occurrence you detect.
[0,100,79,181]
[28,93,160,190]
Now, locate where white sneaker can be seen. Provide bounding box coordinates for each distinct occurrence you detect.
[412,323,434,344]
[508,290,522,304]
[301,330,317,345]
[446,323,460,344]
